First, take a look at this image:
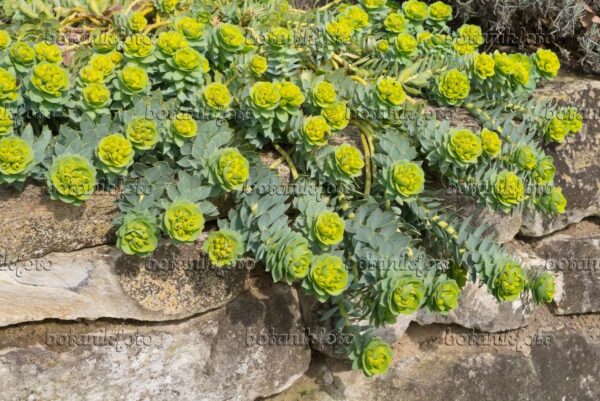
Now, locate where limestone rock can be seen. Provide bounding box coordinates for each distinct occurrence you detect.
[0,240,249,327]
[0,183,118,260]
[521,76,600,237]
[0,273,311,401]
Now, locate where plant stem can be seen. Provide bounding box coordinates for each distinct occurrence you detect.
[463,102,513,144]
[273,143,299,180]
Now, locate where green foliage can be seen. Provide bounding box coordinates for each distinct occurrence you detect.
[0,0,572,377]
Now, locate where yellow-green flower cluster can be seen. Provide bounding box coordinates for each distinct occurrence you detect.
[361,338,393,377]
[429,279,461,312]
[437,69,470,105]
[157,31,189,55]
[361,0,387,11]
[531,272,555,304]
[309,254,348,296]
[34,42,62,64]
[303,116,331,146]
[447,129,482,164]
[91,32,118,53]
[31,62,70,98]
[480,128,502,157]
[203,229,244,267]
[203,83,232,110]
[275,81,305,107]
[0,30,12,49]
[173,47,204,72]
[454,24,484,55]
[96,134,134,174]
[540,186,567,214]
[90,54,116,76]
[322,101,349,130]
[249,55,268,76]
[534,48,560,78]
[124,34,154,59]
[49,154,96,204]
[474,53,495,80]
[545,109,582,143]
[376,76,406,107]
[335,143,364,177]
[341,5,370,29]
[514,145,537,171]
[533,156,555,185]
[10,42,35,67]
[79,65,105,84]
[83,83,111,109]
[157,0,178,14]
[119,64,149,94]
[313,81,337,108]
[250,81,281,110]
[493,261,526,302]
[176,17,205,40]
[326,20,355,44]
[216,23,245,52]
[171,113,198,141]
[214,148,250,191]
[164,201,205,243]
[314,211,345,246]
[126,118,159,150]
[402,0,429,21]
[267,232,313,284]
[0,136,33,178]
[117,215,158,256]
[395,33,418,57]
[389,274,426,315]
[388,160,425,198]
[267,27,293,47]
[428,1,453,21]
[0,107,13,135]
[0,68,18,102]
[494,171,525,209]
[384,12,406,33]
[128,12,148,32]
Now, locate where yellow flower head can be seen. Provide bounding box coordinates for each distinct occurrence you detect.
[510,54,532,86]
[531,272,556,304]
[173,47,203,72]
[0,68,18,102]
[389,160,425,197]
[126,118,159,150]
[0,30,12,50]
[429,1,453,21]
[335,143,364,177]
[204,83,232,110]
[563,107,583,133]
[128,12,148,32]
[267,27,293,47]
[303,116,331,146]
[31,62,69,97]
[474,53,495,79]
[534,48,560,78]
[326,19,355,43]
[97,134,134,173]
[376,76,406,107]
[402,0,429,21]
[480,128,502,157]
[215,148,250,191]
[322,101,350,130]
[79,65,104,84]
[0,137,33,176]
[494,262,526,301]
[310,254,348,296]
[275,81,305,107]
[49,154,96,202]
[494,51,515,76]
[157,31,189,55]
[514,145,537,171]
[546,187,567,214]
[343,6,370,29]
[362,0,387,10]
[250,81,281,110]
[532,156,555,185]
[117,216,158,256]
[0,107,13,135]
[395,33,418,56]
[203,230,244,267]
[34,42,62,64]
[120,64,149,93]
[313,81,337,108]
[90,54,116,76]
[361,338,392,376]
[124,34,154,59]
[109,50,123,65]
[83,84,111,108]
[384,12,406,33]
[377,39,390,52]
[437,69,470,104]
[448,129,482,164]
[164,201,205,242]
[217,23,245,50]
[494,171,525,207]
[176,17,205,40]
[171,113,198,139]
[249,55,268,76]
[10,42,35,66]
[91,32,118,53]
[545,117,569,143]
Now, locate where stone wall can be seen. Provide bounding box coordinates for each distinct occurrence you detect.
[0,74,598,401]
